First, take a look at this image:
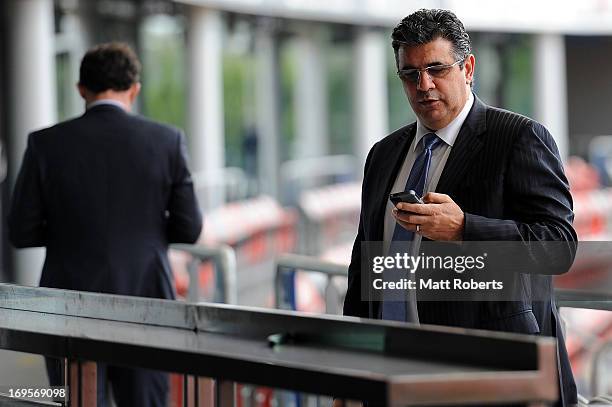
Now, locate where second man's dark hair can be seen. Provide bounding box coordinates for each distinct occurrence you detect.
[391,9,471,67]
[79,42,141,93]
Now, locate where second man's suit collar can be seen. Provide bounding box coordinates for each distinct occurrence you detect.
[84,100,129,117]
[87,99,128,111]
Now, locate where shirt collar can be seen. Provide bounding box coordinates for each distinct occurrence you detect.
[413,92,474,151]
[86,99,127,111]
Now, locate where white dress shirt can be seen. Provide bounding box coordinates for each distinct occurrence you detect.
[87,99,127,111]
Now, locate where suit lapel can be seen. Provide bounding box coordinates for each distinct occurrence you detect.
[436,95,488,194]
[370,124,416,240]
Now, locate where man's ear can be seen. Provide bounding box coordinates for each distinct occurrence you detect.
[77,84,87,99]
[129,82,141,104]
[464,54,475,85]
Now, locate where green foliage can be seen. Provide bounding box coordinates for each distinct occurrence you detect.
[279,41,296,161]
[502,35,534,117]
[141,21,186,130]
[223,53,255,167]
[326,43,352,155]
[387,42,416,131]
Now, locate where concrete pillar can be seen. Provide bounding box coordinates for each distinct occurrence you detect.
[292,25,329,159]
[187,7,225,210]
[533,33,569,160]
[254,22,281,199]
[353,28,389,167]
[55,7,90,118]
[7,0,57,285]
[472,36,502,107]
[0,3,6,282]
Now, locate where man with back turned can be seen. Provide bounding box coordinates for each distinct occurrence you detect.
[343,9,577,406]
[9,42,202,407]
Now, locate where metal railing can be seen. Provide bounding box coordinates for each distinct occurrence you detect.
[0,283,561,407]
[589,342,612,400]
[171,244,237,304]
[555,288,612,402]
[275,253,347,313]
[554,289,612,311]
[274,255,612,405]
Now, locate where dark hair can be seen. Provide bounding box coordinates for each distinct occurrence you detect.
[391,9,471,66]
[78,42,141,93]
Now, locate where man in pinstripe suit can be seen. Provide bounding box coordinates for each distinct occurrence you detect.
[343,9,577,406]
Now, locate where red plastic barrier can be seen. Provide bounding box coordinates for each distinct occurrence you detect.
[565,156,600,192]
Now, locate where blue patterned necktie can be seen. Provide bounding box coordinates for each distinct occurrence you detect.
[382,132,444,321]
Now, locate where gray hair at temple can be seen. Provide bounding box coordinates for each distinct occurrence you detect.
[391,9,472,68]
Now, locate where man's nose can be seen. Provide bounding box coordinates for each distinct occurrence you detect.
[416,70,435,92]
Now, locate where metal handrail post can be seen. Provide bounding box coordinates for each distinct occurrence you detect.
[172,244,238,305]
[274,254,348,311]
[590,341,612,397]
[215,245,237,305]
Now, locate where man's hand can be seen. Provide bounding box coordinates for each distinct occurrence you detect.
[392,192,464,241]
[332,399,344,407]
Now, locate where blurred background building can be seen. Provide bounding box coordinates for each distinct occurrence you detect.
[1,0,612,401]
[4,0,612,281]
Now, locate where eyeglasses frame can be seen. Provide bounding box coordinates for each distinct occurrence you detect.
[397,58,466,84]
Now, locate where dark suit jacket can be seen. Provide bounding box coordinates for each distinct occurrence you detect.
[9,104,202,300]
[344,96,577,405]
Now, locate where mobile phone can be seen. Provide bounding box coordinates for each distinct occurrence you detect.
[389,190,424,206]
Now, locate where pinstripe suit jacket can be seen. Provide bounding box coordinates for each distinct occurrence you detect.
[344,95,577,405]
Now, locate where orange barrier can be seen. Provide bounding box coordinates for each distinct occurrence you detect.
[299,182,360,255]
[572,188,612,240]
[201,196,298,264]
[201,196,297,249]
[170,196,297,299]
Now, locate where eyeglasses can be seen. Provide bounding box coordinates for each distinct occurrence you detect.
[397,59,464,84]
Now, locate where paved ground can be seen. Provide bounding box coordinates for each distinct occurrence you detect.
[0,350,48,390]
